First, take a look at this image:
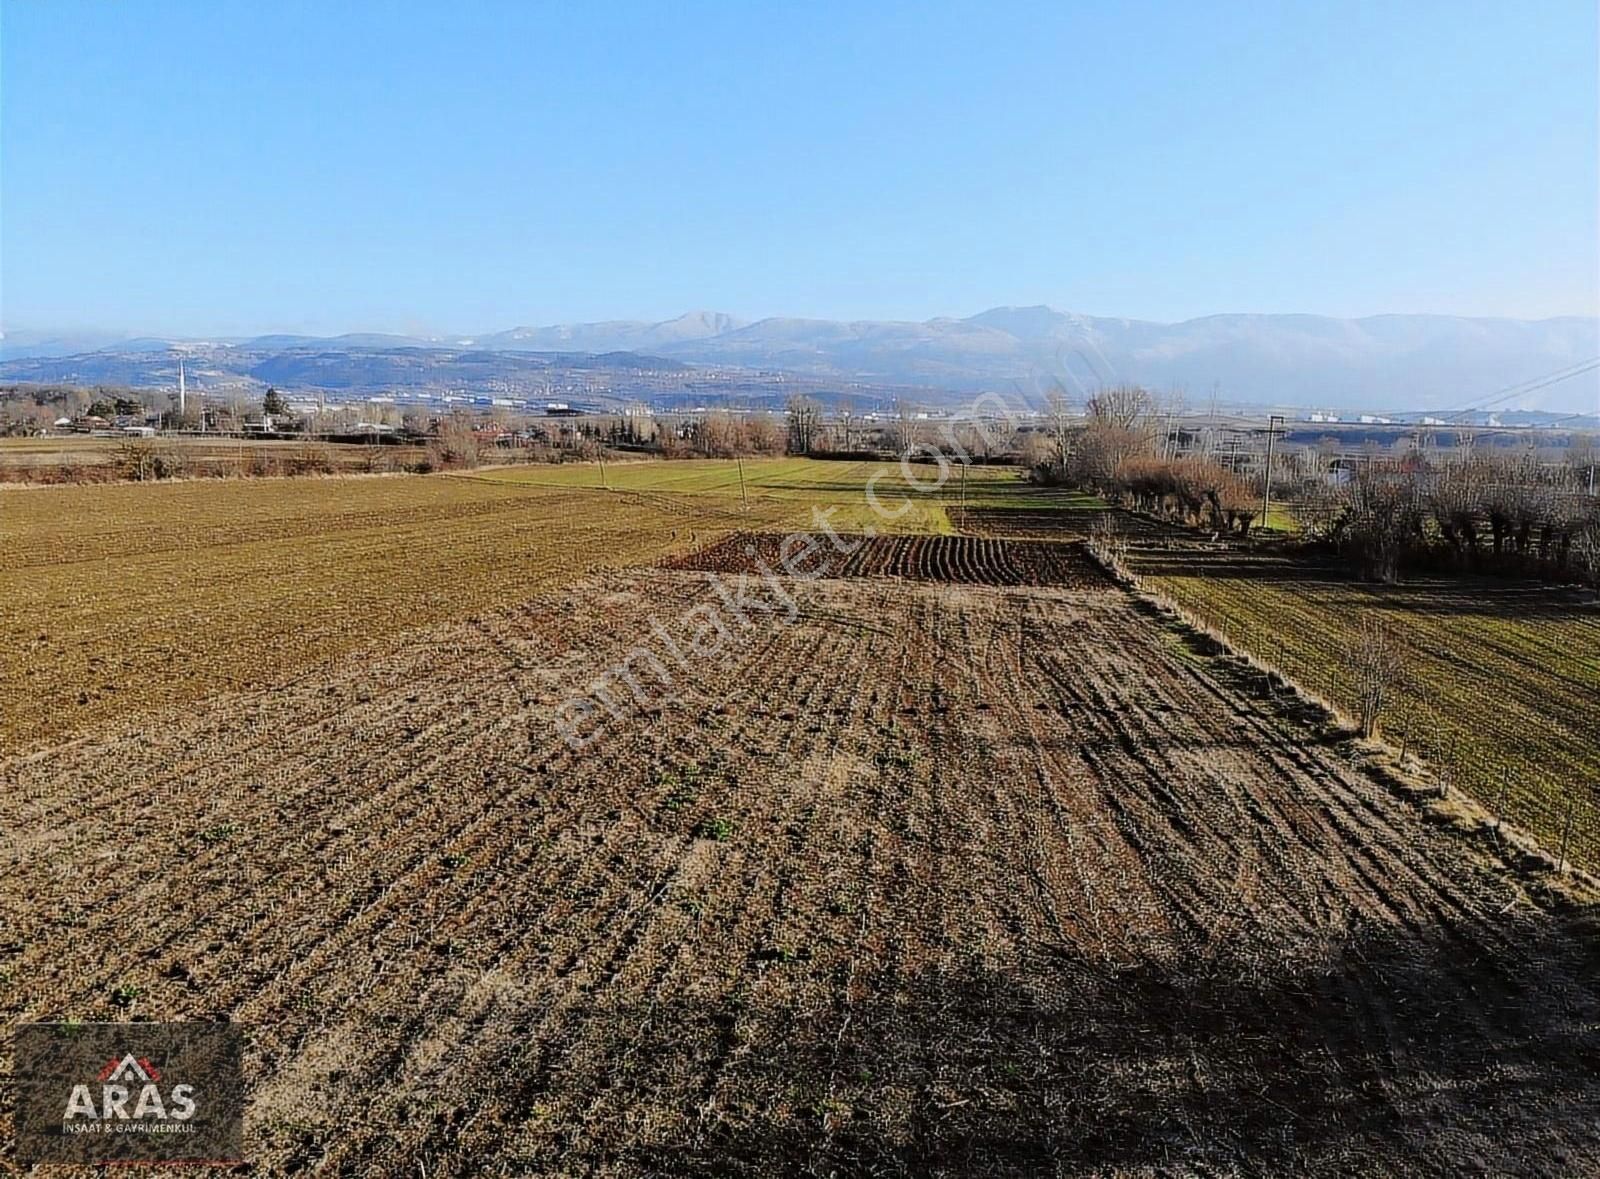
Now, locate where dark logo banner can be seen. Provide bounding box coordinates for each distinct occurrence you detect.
[13,1022,245,1165]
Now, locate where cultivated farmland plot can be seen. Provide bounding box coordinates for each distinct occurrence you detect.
[0,434,428,483]
[474,458,1048,534]
[663,530,1107,587]
[0,474,793,752]
[1115,524,1600,871]
[2,460,1597,1174]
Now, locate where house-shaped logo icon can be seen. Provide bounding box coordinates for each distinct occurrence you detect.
[97,1055,161,1084]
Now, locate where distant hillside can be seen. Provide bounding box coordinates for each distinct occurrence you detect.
[0,344,937,411]
[472,311,746,353]
[644,308,1599,413]
[4,307,1596,412]
[478,308,1599,412]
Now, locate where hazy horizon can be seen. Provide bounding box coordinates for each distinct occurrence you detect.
[7,302,1599,348]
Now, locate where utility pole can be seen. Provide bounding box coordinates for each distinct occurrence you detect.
[1261,414,1285,532]
[736,455,749,510]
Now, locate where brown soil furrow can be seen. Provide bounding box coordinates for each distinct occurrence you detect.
[4,571,1596,1175]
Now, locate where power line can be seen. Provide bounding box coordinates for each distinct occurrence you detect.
[1437,357,1600,422]
[1362,356,1600,422]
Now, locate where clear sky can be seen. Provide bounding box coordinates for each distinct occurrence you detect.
[2,0,1596,336]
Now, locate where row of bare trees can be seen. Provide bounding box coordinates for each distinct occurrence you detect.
[661,412,787,458]
[1303,454,1600,585]
[1029,382,1600,588]
[1114,456,1259,532]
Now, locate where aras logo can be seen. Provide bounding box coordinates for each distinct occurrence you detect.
[14,1022,245,1165]
[63,1052,198,1122]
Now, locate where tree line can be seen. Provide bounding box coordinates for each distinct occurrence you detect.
[1029,384,1600,589]
[1302,452,1600,586]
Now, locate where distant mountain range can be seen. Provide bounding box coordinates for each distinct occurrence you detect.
[4,308,1597,413]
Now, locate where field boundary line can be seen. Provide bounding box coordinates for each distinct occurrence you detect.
[1081,536,1600,901]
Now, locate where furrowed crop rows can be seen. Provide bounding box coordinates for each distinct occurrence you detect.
[664,531,1108,587]
[4,459,1596,1174]
[3,569,1595,1173]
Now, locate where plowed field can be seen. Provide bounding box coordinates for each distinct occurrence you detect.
[663,531,1106,587]
[4,566,1595,1175]
[0,476,787,752]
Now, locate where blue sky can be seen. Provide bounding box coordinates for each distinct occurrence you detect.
[3,0,1596,336]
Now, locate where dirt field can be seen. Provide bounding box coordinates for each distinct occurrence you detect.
[4,554,1597,1174]
[0,461,1048,753]
[951,497,1600,872]
[0,474,790,752]
[5,462,1597,1173]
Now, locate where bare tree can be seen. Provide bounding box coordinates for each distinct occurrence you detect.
[1568,431,1597,495]
[1347,617,1408,739]
[1085,384,1154,431]
[427,413,480,470]
[953,421,991,463]
[886,398,919,456]
[1427,455,1487,563]
[698,411,740,457]
[786,395,822,454]
[745,412,784,455]
[1044,390,1074,469]
[1329,461,1424,582]
[1017,430,1055,470]
[1573,510,1600,599]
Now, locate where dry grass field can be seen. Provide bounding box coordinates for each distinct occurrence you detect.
[472,456,1039,534]
[3,461,1598,1173]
